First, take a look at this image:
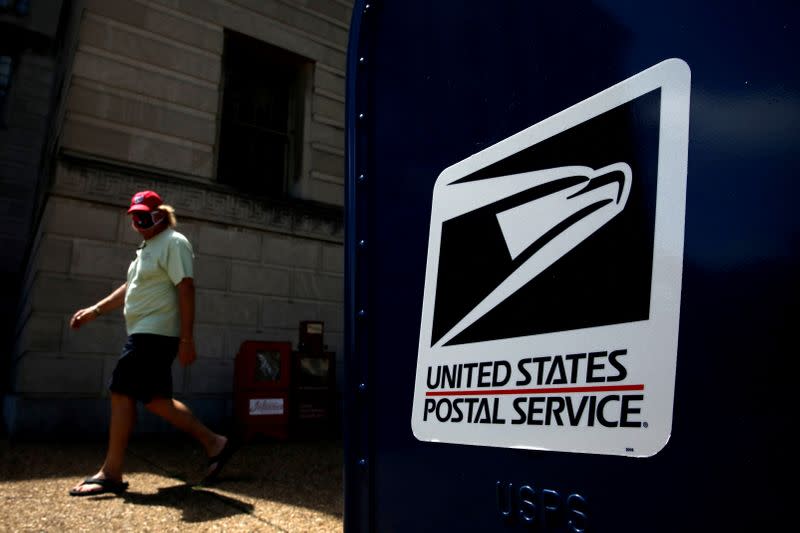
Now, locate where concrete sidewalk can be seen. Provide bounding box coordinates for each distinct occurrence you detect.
[0,435,343,532]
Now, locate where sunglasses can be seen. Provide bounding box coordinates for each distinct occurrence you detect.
[132,211,155,228]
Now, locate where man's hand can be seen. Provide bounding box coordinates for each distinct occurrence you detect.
[178,339,197,367]
[68,284,126,330]
[70,307,99,329]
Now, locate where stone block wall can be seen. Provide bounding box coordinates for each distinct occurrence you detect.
[3,0,351,436]
[0,52,58,396]
[61,0,350,205]
[6,162,344,435]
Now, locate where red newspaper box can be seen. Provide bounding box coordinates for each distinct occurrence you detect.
[234,341,292,441]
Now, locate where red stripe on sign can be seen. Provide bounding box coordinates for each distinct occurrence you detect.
[425,384,645,397]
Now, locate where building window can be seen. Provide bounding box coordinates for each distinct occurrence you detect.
[217,30,309,197]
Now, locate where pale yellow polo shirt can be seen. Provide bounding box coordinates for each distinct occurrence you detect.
[124,228,194,337]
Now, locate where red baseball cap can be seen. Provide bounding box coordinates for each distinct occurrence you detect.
[127,190,163,213]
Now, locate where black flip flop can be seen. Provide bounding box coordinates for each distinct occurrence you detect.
[203,438,238,483]
[69,476,129,497]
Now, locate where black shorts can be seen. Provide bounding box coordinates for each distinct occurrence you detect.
[109,334,179,404]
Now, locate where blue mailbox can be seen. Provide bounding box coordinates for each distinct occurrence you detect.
[344,2,795,531]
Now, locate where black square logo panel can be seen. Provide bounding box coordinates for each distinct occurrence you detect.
[432,89,661,346]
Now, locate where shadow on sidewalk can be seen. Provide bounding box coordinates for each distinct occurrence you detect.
[119,483,255,523]
[128,433,345,519]
[0,433,343,520]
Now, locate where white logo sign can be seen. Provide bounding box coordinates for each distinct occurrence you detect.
[249,398,284,416]
[411,59,691,457]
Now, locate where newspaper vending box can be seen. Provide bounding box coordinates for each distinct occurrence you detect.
[233,340,292,441]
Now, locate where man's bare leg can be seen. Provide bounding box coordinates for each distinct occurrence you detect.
[144,397,227,466]
[71,392,136,493]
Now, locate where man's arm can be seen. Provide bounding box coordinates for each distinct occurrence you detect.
[70,282,127,329]
[177,277,196,367]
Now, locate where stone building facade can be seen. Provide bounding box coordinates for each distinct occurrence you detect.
[2,0,350,435]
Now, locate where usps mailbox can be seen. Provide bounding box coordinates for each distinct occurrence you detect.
[233,341,292,441]
[345,1,795,532]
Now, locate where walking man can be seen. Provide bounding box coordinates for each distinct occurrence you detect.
[69,190,235,496]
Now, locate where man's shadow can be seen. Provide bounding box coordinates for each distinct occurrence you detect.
[114,483,255,523]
